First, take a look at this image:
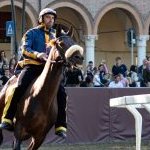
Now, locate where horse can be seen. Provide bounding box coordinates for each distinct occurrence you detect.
[0,36,84,150]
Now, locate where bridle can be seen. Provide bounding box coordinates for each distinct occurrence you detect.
[47,36,82,69]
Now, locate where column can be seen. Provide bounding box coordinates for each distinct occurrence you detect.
[137,35,149,66]
[84,35,97,66]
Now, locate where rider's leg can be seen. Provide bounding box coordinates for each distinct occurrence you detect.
[0,65,43,130]
[55,83,67,138]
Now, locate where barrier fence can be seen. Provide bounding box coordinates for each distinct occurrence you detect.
[1,87,150,146]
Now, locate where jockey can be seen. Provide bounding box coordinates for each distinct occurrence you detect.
[0,8,67,138]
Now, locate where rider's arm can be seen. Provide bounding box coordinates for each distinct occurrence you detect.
[21,30,39,60]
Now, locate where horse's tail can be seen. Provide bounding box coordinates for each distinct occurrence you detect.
[0,129,3,145]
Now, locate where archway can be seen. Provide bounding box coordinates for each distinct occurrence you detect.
[0,1,37,58]
[48,1,92,34]
[144,15,150,58]
[46,1,93,67]
[0,0,37,27]
[93,2,143,68]
[47,1,93,37]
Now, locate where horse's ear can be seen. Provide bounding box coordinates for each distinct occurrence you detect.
[55,24,74,38]
[67,26,73,37]
[55,24,62,38]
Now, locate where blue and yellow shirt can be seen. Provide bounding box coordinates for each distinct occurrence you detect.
[19,25,56,67]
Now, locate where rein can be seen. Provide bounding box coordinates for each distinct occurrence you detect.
[47,36,79,67]
[49,59,65,64]
[52,44,81,69]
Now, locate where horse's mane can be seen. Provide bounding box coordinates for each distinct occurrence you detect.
[58,36,76,51]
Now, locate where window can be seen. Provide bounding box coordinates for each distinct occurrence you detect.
[0,12,11,43]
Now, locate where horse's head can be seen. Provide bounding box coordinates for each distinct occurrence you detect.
[56,36,84,67]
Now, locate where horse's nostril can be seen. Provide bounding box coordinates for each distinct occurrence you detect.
[75,56,80,59]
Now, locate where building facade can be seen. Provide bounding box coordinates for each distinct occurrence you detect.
[1,0,150,69]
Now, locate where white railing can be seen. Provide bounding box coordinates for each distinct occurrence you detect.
[110,94,150,150]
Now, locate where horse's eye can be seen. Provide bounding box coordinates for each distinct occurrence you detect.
[75,56,80,59]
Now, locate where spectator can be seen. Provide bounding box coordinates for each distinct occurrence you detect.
[143,61,150,87]
[98,64,108,86]
[65,66,83,87]
[128,65,139,87]
[146,55,150,61]
[108,74,124,88]
[93,67,101,87]
[0,68,10,85]
[103,73,111,87]
[1,64,9,76]
[0,50,8,75]
[80,76,93,87]
[85,61,94,80]
[0,50,8,64]
[120,74,129,87]
[100,59,109,74]
[138,58,147,87]
[9,56,17,77]
[112,57,127,77]
[86,61,94,72]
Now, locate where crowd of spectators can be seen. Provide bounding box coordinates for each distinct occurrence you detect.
[0,50,17,87]
[0,49,150,88]
[64,56,150,88]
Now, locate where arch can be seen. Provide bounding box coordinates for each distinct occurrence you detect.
[93,2,143,35]
[46,1,93,35]
[0,0,37,27]
[144,15,150,35]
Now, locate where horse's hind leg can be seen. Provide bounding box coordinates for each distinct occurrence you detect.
[12,138,22,150]
[0,129,3,145]
[27,136,45,150]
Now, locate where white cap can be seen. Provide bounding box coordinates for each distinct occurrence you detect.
[38,8,57,23]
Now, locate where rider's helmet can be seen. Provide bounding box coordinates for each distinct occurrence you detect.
[38,8,57,23]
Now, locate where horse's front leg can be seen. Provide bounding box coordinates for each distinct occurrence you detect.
[13,138,22,150]
[27,136,45,150]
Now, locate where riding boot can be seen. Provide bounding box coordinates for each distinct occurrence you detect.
[0,86,21,131]
[55,84,67,138]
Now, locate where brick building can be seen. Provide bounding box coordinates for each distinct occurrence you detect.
[1,0,150,68]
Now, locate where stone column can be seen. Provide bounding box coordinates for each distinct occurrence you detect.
[137,35,149,66]
[84,35,97,66]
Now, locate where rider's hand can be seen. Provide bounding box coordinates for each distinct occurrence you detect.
[37,52,48,61]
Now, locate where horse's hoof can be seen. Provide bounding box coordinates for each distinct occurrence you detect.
[56,130,67,138]
[0,122,14,131]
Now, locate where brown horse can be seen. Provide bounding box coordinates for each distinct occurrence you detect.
[0,36,84,150]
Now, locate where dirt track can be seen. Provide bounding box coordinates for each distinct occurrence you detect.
[1,142,150,150]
